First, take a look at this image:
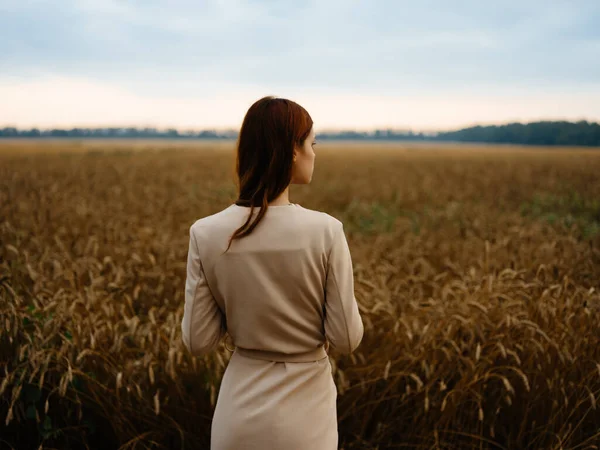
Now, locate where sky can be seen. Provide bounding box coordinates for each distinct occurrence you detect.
[1,0,599,131]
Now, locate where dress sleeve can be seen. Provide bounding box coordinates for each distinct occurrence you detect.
[181,225,226,356]
[323,222,364,354]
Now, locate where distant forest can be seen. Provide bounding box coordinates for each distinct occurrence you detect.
[1,120,599,146]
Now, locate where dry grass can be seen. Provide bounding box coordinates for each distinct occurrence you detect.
[1,140,600,449]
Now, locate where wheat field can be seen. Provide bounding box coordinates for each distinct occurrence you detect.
[1,140,600,450]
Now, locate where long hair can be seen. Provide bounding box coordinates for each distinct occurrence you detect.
[224,96,313,253]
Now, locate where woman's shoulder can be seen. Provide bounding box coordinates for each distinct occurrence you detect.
[189,205,238,233]
[295,205,344,233]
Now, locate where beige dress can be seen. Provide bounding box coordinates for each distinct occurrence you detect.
[181,203,364,450]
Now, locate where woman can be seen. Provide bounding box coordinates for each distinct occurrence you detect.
[181,96,364,449]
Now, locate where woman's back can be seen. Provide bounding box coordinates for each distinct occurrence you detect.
[182,203,364,359]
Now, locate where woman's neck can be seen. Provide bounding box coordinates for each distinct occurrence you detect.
[268,187,290,206]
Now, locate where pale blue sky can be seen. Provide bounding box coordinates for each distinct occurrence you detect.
[1,0,599,130]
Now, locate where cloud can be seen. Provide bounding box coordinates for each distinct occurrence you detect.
[0,0,598,127]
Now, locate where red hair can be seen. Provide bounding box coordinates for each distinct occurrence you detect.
[224,96,313,252]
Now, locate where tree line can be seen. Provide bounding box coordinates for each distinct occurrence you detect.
[1,120,599,146]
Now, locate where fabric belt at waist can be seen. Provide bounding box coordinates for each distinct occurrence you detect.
[234,344,328,362]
